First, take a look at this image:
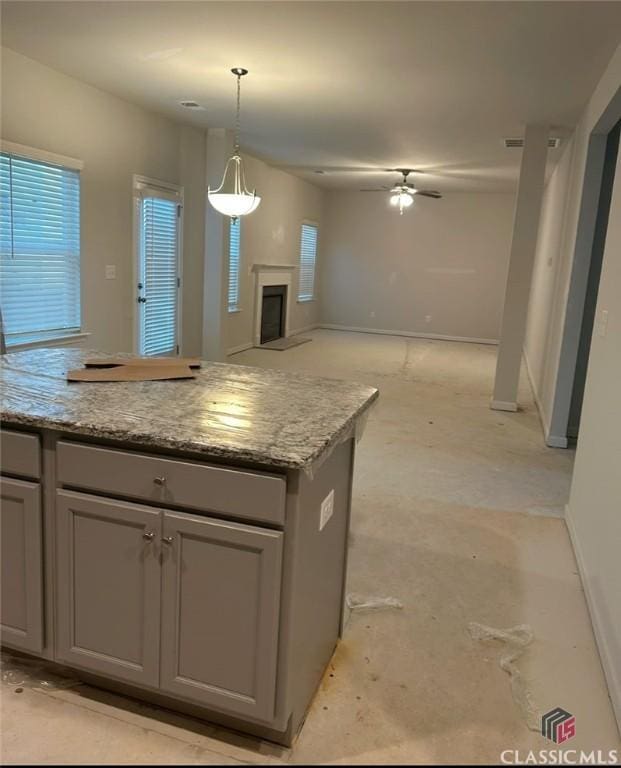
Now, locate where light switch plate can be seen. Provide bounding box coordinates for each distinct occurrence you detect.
[105,265,116,280]
[597,309,609,338]
[319,489,335,531]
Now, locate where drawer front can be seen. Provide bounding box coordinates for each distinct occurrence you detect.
[0,429,41,479]
[57,441,286,526]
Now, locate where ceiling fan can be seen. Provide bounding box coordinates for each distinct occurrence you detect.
[360,169,442,214]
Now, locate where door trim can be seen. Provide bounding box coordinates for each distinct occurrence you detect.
[132,175,184,356]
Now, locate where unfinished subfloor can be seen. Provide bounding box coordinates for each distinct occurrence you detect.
[2,330,619,764]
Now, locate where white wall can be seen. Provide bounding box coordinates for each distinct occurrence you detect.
[224,153,324,354]
[0,47,206,354]
[566,144,621,729]
[523,134,576,425]
[524,43,621,442]
[319,191,515,342]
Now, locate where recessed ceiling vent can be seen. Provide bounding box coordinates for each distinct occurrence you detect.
[179,100,203,109]
[504,137,561,149]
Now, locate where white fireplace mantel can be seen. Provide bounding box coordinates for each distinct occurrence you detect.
[252,264,297,346]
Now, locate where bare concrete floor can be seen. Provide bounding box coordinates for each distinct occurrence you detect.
[2,331,619,764]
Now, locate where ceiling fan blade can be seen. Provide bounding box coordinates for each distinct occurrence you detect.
[416,190,442,198]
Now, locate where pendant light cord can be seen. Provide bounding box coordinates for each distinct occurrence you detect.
[234,73,241,154]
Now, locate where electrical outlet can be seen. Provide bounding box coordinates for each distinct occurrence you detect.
[319,489,335,531]
[105,265,116,280]
[370,311,376,319]
[425,315,432,324]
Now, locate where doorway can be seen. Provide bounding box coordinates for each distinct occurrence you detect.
[567,121,620,439]
[133,176,183,357]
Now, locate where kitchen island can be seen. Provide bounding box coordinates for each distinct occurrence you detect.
[0,348,378,746]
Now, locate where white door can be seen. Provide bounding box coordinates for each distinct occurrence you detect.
[134,178,182,356]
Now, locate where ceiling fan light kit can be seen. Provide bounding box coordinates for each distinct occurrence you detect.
[208,67,261,221]
[390,191,415,214]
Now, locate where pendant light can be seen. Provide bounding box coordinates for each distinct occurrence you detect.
[208,68,261,220]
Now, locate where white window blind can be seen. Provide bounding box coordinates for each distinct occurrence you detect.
[139,196,179,356]
[298,223,318,301]
[228,218,241,312]
[0,152,80,344]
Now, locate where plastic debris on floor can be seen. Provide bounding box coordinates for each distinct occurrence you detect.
[346,593,404,612]
[468,622,540,731]
[1,651,81,692]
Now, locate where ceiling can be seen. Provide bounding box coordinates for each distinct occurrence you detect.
[2,1,621,192]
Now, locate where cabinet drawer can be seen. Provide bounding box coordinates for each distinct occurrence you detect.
[0,429,41,479]
[57,441,286,526]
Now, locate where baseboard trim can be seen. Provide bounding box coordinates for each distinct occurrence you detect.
[522,348,568,447]
[226,342,254,356]
[490,399,519,412]
[565,505,621,734]
[289,323,319,336]
[319,324,499,345]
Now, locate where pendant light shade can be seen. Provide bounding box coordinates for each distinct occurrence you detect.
[208,68,261,221]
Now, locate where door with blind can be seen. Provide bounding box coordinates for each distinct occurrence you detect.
[134,177,182,357]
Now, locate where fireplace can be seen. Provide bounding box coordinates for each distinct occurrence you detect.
[252,264,295,347]
[260,285,287,344]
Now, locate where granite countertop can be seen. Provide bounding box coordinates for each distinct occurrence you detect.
[0,349,378,472]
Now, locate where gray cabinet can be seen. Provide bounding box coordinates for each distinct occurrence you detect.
[0,477,44,654]
[55,490,162,687]
[160,511,283,723]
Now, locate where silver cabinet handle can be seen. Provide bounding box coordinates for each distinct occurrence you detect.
[162,536,174,545]
[153,476,166,486]
[142,531,155,541]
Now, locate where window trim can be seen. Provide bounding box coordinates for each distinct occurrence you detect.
[0,140,84,171]
[297,219,319,302]
[1,143,83,347]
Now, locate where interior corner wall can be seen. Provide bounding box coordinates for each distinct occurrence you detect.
[523,134,576,432]
[318,191,515,343]
[0,47,206,354]
[223,154,324,354]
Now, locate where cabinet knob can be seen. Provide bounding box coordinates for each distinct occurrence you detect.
[142,531,155,541]
[162,536,174,545]
[153,476,166,486]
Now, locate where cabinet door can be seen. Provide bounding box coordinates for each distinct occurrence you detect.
[1,477,43,654]
[160,511,283,723]
[55,490,161,687]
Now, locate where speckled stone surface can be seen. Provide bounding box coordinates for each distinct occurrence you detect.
[0,349,378,472]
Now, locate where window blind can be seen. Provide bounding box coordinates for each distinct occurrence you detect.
[0,152,80,344]
[139,197,179,356]
[228,218,241,311]
[298,223,318,301]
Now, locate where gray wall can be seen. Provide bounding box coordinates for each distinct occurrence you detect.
[1,47,206,354]
[319,190,515,342]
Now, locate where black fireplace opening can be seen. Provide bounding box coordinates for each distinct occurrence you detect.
[260,285,287,344]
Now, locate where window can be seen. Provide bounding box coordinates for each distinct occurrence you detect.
[0,149,81,346]
[228,218,241,312]
[298,222,318,301]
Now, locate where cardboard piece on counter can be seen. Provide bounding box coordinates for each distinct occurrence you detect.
[84,356,201,369]
[67,365,196,382]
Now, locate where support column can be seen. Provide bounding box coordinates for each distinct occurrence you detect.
[202,128,234,361]
[491,124,549,411]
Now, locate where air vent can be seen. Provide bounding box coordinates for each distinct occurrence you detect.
[179,100,203,109]
[504,137,561,149]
